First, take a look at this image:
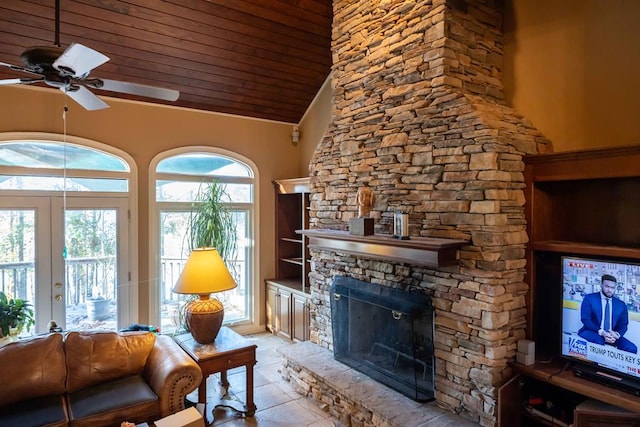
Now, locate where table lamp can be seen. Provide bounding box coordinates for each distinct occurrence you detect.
[172,247,237,344]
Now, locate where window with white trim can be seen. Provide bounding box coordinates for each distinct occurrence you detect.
[151,150,255,333]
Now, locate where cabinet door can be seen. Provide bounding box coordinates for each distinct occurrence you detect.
[278,288,292,340]
[498,374,522,427]
[266,283,278,333]
[292,293,310,342]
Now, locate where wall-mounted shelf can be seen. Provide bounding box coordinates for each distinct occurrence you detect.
[298,229,467,268]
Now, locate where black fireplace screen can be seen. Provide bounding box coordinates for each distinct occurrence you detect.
[330,276,435,402]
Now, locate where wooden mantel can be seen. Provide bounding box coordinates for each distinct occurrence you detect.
[298,229,468,268]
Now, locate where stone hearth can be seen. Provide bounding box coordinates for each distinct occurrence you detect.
[284,1,553,426]
[280,342,480,427]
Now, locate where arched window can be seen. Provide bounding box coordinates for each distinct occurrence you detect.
[0,140,129,190]
[150,149,256,333]
[0,134,135,333]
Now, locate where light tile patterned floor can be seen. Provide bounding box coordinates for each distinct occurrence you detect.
[188,331,338,427]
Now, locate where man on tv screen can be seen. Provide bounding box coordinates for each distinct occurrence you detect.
[578,274,638,354]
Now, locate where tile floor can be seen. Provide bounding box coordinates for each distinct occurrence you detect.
[190,331,338,427]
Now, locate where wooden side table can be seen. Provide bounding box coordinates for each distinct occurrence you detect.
[174,327,257,422]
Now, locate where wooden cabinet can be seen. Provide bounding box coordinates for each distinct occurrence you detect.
[523,146,640,360]
[499,362,640,426]
[266,283,291,339]
[292,292,310,342]
[498,146,640,426]
[265,280,310,342]
[265,177,311,341]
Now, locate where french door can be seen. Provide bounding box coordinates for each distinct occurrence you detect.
[0,195,129,334]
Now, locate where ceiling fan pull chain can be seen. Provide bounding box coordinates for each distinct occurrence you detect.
[62,101,68,259]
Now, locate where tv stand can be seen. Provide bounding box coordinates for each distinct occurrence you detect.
[498,359,640,426]
[573,363,640,397]
[518,360,640,412]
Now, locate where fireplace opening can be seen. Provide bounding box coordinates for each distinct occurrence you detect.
[330,276,435,402]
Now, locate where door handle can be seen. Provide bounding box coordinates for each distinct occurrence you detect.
[55,294,63,301]
[54,282,63,288]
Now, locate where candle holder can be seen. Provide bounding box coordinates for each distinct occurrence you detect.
[393,212,410,240]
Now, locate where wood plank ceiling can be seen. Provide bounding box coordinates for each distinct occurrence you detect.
[0,0,333,123]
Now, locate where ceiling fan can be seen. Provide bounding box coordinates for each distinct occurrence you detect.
[0,0,179,110]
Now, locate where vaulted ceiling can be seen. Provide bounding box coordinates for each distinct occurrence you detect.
[0,0,333,123]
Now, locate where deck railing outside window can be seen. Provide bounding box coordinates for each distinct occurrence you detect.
[0,256,245,334]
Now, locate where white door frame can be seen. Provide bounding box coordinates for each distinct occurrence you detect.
[51,195,130,329]
[0,194,130,332]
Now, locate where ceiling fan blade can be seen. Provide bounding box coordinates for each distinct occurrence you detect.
[0,77,44,86]
[0,61,40,76]
[96,79,180,101]
[61,85,109,111]
[53,43,109,78]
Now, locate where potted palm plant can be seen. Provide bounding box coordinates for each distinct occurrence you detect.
[175,179,238,333]
[187,179,237,261]
[0,291,35,340]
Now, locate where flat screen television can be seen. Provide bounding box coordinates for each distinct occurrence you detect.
[561,255,640,393]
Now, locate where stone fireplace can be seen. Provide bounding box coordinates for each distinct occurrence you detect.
[330,275,435,402]
[283,1,553,426]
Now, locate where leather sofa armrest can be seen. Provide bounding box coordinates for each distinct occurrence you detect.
[143,335,203,417]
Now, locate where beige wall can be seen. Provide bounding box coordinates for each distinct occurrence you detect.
[503,0,640,152]
[298,76,332,176]
[298,1,640,159]
[0,85,301,329]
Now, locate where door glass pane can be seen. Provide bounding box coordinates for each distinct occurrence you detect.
[64,209,118,331]
[0,210,36,337]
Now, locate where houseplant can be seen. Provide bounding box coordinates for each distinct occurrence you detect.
[0,291,35,338]
[175,179,238,332]
[187,178,237,261]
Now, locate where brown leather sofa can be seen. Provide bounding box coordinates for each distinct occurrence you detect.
[0,330,203,427]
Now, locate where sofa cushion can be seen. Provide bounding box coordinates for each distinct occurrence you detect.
[67,374,159,427]
[0,333,67,406]
[65,331,156,393]
[0,393,68,427]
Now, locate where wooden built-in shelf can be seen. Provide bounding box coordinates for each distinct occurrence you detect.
[516,360,640,414]
[532,240,640,260]
[298,229,467,268]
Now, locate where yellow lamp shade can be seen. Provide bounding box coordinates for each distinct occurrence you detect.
[173,247,237,296]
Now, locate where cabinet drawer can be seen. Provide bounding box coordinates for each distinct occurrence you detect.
[200,348,256,372]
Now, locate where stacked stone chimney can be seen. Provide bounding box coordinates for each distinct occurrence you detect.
[306,1,552,425]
